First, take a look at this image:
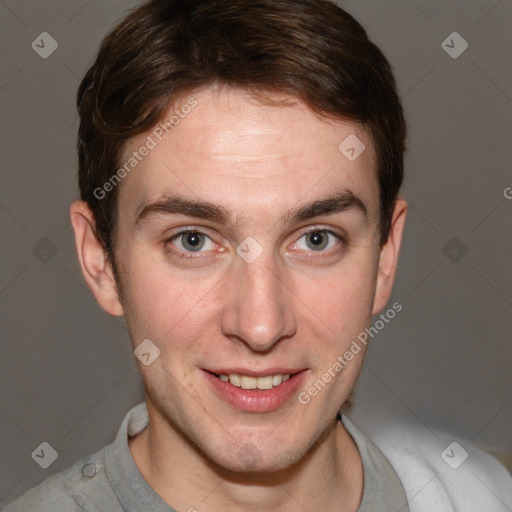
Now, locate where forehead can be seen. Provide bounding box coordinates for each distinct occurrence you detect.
[116,87,379,224]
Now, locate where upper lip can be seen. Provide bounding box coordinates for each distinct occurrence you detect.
[204,368,308,377]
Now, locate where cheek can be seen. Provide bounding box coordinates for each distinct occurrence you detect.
[293,254,377,328]
[120,253,220,346]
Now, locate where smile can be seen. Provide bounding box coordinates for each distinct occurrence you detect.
[203,369,309,412]
[216,372,291,390]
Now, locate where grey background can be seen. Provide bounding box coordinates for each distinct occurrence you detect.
[1,0,511,506]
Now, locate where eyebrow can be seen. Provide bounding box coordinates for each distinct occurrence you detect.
[134,189,367,228]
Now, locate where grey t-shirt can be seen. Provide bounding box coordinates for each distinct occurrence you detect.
[2,403,410,511]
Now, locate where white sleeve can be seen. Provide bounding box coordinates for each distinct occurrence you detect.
[371,424,512,512]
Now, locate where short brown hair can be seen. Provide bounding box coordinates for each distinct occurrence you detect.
[77,0,406,260]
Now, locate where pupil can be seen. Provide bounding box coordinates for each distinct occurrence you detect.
[307,231,327,251]
[311,233,322,245]
[185,233,203,250]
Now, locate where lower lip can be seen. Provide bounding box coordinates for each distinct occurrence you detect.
[203,370,309,413]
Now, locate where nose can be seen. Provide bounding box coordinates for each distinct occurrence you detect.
[220,249,297,352]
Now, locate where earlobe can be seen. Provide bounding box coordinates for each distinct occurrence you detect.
[371,198,408,316]
[69,200,124,317]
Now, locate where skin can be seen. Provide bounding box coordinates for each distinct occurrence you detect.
[70,86,407,512]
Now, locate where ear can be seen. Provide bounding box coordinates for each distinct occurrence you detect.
[69,200,124,317]
[371,198,408,315]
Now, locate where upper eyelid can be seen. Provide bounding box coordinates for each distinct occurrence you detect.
[296,227,342,238]
[167,226,216,240]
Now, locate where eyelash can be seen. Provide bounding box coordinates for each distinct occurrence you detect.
[164,227,345,260]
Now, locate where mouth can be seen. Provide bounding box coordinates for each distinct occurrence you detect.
[202,368,309,413]
[206,370,303,390]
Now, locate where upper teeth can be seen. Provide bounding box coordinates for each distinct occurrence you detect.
[219,373,291,389]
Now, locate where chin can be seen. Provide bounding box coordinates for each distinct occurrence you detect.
[199,427,316,478]
[210,442,308,477]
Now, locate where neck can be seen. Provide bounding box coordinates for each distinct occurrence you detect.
[129,402,363,512]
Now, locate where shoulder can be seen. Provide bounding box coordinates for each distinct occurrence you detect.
[368,422,512,512]
[1,445,121,512]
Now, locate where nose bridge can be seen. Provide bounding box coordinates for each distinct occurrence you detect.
[221,246,296,351]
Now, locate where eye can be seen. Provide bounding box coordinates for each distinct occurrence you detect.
[167,230,217,253]
[292,229,342,253]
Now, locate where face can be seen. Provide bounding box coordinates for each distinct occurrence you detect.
[76,86,405,474]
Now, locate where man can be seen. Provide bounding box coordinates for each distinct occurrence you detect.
[4,0,511,511]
